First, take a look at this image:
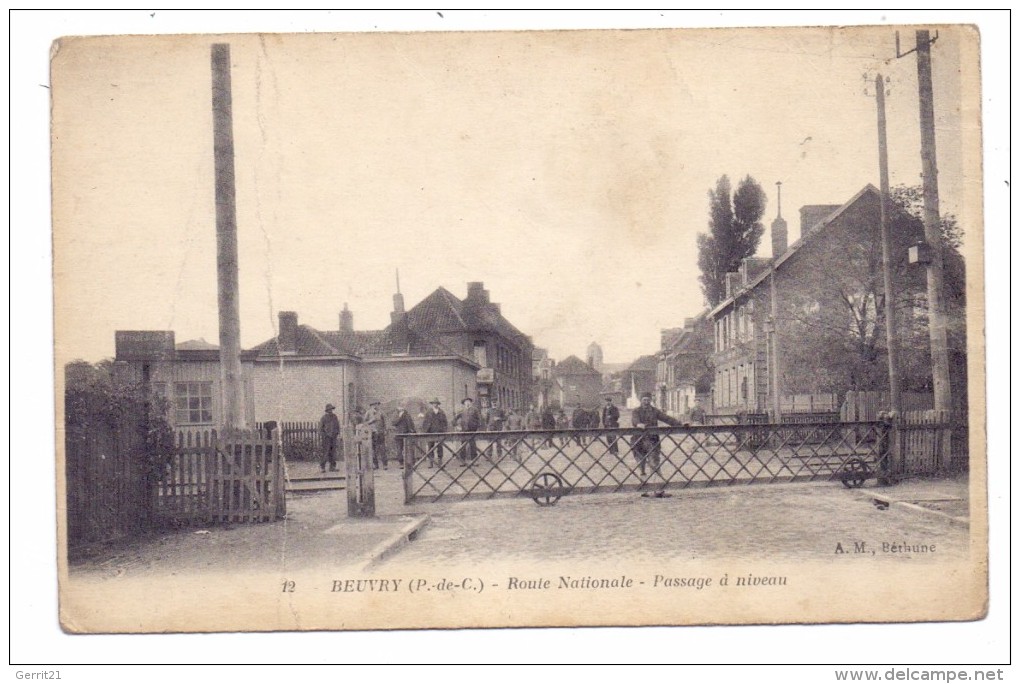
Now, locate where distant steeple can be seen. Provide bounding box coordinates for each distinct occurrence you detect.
[771,181,789,257]
[586,341,604,373]
[340,302,354,333]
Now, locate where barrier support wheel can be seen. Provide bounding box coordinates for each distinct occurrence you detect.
[841,457,870,489]
[530,472,564,507]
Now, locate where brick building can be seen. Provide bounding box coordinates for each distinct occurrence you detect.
[113,282,533,428]
[551,355,603,410]
[707,184,961,417]
[655,312,713,419]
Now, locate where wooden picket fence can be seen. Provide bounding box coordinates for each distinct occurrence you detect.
[898,410,969,475]
[65,410,152,547]
[154,427,286,525]
[840,391,935,422]
[780,393,839,413]
[255,420,323,461]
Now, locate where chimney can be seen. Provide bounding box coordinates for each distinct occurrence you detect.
[725,273,742,299]
[278,311,298,354]
[683,317,694,329]
[800,204,841,237]
[771,180,789,257]
[466,281,489,305]
[390,296,409,352]
[339,303,353,333]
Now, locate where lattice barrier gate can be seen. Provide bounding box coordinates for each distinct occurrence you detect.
[401,421,892,504]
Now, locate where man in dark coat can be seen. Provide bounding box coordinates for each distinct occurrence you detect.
[631,392,681,475]
[421,398,449,468]
[601,396,621,455]
[540,405,556,449]
[571,405,587,446]
[319,403,341,472]
[454,397,481,465]
[392,406,416,469]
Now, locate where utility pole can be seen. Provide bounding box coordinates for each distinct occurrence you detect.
[212,43,245,429]
[914,30,953,414]
[874,73,902,417]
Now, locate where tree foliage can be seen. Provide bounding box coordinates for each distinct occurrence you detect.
[697,175,767,306]
[65,359,175,480]
[777,186,966,399]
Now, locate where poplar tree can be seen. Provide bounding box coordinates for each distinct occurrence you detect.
[697,175,767,306]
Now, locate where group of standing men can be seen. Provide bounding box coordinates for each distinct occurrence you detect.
[317,391,681,475]
[317,400,395,472]
[316,396,527,472]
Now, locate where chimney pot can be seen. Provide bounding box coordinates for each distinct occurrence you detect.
[467,281,489,304]
[278,311,298,354]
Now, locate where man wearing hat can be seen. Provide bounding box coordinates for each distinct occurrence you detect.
[454,397,481,465]
[392,405,417,469]
[364,400,388,469]
[421,398,449,467]
[631,391,681,476]
[601,395,621,455]
[319,403,341,472]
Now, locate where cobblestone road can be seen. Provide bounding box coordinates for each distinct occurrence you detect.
[374,478,970,572]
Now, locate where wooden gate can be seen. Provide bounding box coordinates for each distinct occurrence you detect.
[155,428,286,525]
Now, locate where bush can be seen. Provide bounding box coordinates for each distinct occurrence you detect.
[283,436,318,461]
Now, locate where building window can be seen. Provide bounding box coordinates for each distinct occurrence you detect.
[174,381,213,425]
[473,340,488,368]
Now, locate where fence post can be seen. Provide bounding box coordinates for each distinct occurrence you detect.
[273,426,286,518]
[345,424,375,517]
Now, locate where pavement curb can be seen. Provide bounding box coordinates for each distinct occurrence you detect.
[355,514,431,572]
[855,490,969,529]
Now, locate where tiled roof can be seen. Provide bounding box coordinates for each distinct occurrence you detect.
[250,325,353,357]
[709,184,881,318]
[325,327,471,361]
[406,286,529,345]
[626,354,659,372]
[553,355,600,377]
[251,321,473,364]
[405,287,468,334]
[176,338,218,351]
[250,283,526,363]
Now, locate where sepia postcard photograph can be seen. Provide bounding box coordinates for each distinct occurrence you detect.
[11,9,1010,669]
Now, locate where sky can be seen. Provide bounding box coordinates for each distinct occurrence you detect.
[45,15,980,368]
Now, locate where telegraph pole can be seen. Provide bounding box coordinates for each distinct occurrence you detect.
[874,73,902,417]
[914,30,953,414]
[212,43,245,429]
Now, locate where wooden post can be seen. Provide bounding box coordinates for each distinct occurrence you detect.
[915,30,953,417]
[273,426,286,518]
[211,43,245,429]
[769,271,783,421]
[345,425,375,517]
[875,73,903,419]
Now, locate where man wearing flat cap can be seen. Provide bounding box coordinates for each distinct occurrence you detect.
[319,403,341,472]
[631,391,681,476]
[421,398,449,468]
